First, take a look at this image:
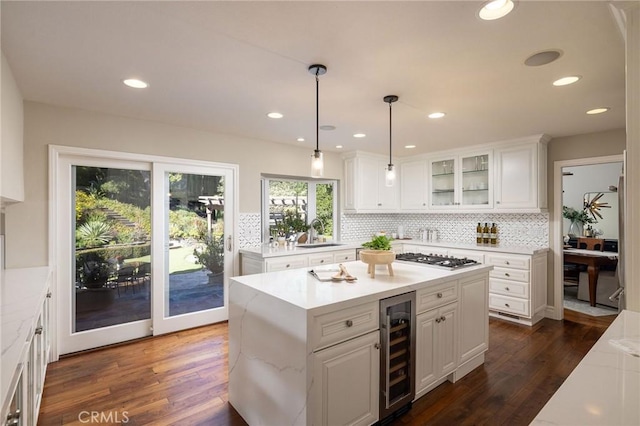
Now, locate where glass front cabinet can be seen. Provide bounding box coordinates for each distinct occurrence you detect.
[429,151,492,209]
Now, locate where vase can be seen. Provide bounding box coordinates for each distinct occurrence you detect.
[568,221,582,238]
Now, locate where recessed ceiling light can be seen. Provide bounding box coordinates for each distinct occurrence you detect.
[123,78,148,89]
[586,107,610,115]
[297,138,305,142]
[428,112,446,119]
[524,50,562,67]
[553,76,581,86]
[320,125,336,131]
[405,145,416,149]
[267,112,283,119]
[353,133,366,138]
[336,145,343,149]
[479,0,514,20]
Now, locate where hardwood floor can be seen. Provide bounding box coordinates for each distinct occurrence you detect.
[38,310,616,425]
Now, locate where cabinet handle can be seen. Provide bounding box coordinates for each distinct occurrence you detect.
[505,287,510,291]
[505,303,510,307]
[46,292,52,298]
[35,326,43,335]
[440,316,446,322]
[345,320,353,327]
[437,292,443,298]
[7,408,21,421]
[286,264,290,268]
[374,343,381,350]
[377,203,382,206]
[320,260,324,263]
[505,261,510,265]
[435,318,441,323]
[504,273,510,277]
[496,201,501,204]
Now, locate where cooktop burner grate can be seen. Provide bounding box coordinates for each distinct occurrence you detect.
[395,252,479,269]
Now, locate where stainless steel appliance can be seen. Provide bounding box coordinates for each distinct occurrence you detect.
[379,292,416,421]
[395,252,479,270]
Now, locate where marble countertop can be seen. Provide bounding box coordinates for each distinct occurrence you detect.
[230,260,492,314]
[531,310,640,425]
[239,241,361,258]
[1,266,52,409]
[397,240,549,255]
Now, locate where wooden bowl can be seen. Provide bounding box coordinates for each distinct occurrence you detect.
[359,250,395,278]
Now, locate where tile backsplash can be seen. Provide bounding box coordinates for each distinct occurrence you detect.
[239,212,549,248]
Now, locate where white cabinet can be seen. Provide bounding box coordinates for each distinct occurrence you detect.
[265,254,308,272]
[428,151,492,210]
[344,152,399,212]
[458,274,488,366]
[240,249,356,275]
[494,138,548,210]
[1,53,25,203]
[308,252,335,267]
[486,252,547,325]
[400,160,429,211]
[415,302,458,397]
[312,331,380,426]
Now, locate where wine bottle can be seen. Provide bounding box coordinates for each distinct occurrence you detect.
[476,223,483,245]
[482,223,490,245]
[490,223,497,246]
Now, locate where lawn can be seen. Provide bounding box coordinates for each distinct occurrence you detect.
[125,245,202,275]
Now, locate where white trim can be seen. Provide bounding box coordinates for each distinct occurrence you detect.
[551,154,623,321]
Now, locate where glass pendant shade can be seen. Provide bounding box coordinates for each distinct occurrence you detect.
[385,164,395,187]
[311,150,324,178]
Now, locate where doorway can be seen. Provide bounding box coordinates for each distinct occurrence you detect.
[51,146,237,356]
[552,154,623,320]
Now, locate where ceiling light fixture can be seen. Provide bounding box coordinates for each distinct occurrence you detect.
[384,95,399,187]
[297,138,305,142]
[267,112,283,119]
[553,76,581,86]
[353,133,366,138]
[524,49,562,67]
[586,107,610,115]
[336,145,343,149]
[428,112,446,119]
[309,64,327,178]
[123,78,148,89]
[479,0,514,20]
[405,145,416,149]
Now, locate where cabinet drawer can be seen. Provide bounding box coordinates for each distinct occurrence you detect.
[489,278,529,299]
[416,280,458,314]
[486,254,530,270]
[489,294,530,316]
[265,255,308,272]
[308,253,335,267]
[333,250,356,263]
[312,302,379,351]
[490,267,529,283]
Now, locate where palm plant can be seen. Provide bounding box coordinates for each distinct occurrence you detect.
[76,220,113,248]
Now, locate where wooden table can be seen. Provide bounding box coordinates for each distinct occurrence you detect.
[563,249,618,307]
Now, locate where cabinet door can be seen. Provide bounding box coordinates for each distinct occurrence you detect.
[415,309,438,394]
[494,144,537,209]
[308,252,335,267]
[458,275,488,365]
[400,160,428,210]
[460,152,492,208]
[429,156,457,209]
[333,249,356,263]
[358,157,382,210]
[312,331,380,426]
[438,303,458,377]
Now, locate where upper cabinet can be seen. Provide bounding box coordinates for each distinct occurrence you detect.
[344,152,399,213]
[1,53,25,204]
[494,136,549,211]
[428,150,492,210]
[400,159,429,211]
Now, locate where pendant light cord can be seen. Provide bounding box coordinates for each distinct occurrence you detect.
[315,71,320,153]
[388,100,392,165]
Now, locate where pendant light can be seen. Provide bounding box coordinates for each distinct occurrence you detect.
[383,95,399,187]
[309,64,327,178]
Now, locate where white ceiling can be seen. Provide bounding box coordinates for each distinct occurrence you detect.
[0,1,626,156]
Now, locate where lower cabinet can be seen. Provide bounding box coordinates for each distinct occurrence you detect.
[458,274,489,365]
[240,249,357,275]
[312,331,380,426]
[415,302,458,396]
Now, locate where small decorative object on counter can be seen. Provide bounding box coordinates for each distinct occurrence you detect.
[476,222,483,245]
[361,234,395,278]
[490,223,498,246]
[482,223,490,245]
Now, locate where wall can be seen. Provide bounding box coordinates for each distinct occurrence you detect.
[546,128,626,307]
[5,102,343,268]
[1,52,24,203]
[562,162,623,238]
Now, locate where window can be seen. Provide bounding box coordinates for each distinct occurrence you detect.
[261,175,339,243]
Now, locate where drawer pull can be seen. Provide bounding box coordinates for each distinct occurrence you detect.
[504,273,510,277]
[46,292,52,298]
[320,260,324,263]
[35,326,43,335]
[440,316,446,322]
[345,320,353,327]
[286,264,290,268]
[437,292,443,298]
[435,317,441,323]
[505,287,510,291]
[374,343,381,350]
[505,261,510,265]
[505,303,510,307]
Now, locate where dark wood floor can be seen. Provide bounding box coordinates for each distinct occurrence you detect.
[38,310,616,425]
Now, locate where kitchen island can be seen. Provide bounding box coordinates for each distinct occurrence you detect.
[229,260,492,426]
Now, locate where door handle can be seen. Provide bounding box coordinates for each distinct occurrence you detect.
[227,235,232,252]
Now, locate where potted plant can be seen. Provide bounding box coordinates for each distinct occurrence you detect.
[194,236,225,277]
[283,210,308,242]
[562,206,594,237]
[360,235,395,278]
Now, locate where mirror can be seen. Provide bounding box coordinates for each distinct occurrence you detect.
[582,191,618,239]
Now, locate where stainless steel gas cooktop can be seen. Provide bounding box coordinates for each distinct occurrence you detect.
[395,252,479,270]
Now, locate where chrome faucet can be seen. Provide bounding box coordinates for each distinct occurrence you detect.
[309,218,325,243]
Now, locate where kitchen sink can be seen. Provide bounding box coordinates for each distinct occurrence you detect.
[296,243,345,248]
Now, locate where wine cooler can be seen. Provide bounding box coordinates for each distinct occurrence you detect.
[379,292,416,420]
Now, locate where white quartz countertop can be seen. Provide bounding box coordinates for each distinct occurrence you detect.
[239,240,547,258]
[531,310,640,425]
[230,260,492,314]
[1,266,52,407]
